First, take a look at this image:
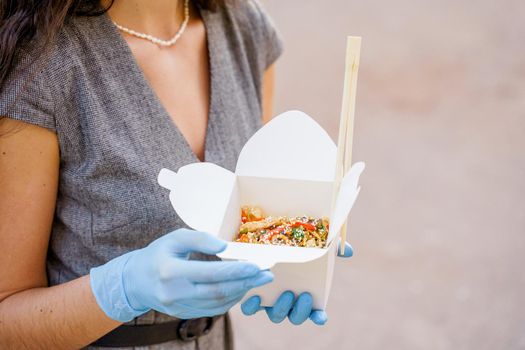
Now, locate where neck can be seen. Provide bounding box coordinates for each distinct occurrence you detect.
[106,0,187,38]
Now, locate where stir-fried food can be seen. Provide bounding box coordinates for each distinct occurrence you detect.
[235,206,329,248]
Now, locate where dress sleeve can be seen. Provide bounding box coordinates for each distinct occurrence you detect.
[0,46,56,132]
[248,0,284,70]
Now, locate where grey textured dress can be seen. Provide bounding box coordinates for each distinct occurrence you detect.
[0,1,282,349]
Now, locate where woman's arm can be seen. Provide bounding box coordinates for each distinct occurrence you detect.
[0,119,273,348]
[0,119,120,349]
[261,64,276,124]
[0,277,120,348]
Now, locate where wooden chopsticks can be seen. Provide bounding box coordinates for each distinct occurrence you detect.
[332,36,361,256]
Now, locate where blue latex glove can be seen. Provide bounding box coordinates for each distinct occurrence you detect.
[90,229,274,322]
[241,241,353,325]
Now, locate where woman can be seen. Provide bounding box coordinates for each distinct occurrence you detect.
[0,0,353,348]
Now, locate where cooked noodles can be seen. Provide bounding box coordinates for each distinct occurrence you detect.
[234,206,328,248]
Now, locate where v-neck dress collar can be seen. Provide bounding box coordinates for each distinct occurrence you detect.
[98,6,217,164]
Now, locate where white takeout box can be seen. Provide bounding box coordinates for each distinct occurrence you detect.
[158,110,365,309]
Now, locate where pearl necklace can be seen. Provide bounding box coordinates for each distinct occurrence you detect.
[112,0,190,47]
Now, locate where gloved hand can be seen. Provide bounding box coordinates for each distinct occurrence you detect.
[241,241,353,325]
[90,229,273,322]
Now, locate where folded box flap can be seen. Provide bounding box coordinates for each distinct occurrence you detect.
[235,110,337,181]
[158,163,236,236]
[218,242,329,270]
[158,168,178,191]
[328,162,366,243]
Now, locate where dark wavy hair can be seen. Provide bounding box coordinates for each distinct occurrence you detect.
[0,0,223,94]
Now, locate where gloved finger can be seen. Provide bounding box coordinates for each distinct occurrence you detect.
[310,310,328,325]
[168,229,228,255]
[241,295,262,315]
[162,259,261,283]
[288,292,313,325]
[193,271,274,299]
[204,296,246,317]
[337,241,354,258]
[174,295,244,319]
[265,291,295,323]
[181,288,249,310]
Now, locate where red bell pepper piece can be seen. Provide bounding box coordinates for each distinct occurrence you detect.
[291,221,316,231]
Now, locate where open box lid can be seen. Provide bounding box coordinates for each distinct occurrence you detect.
[158,111,365,259]
[236,110,337,181]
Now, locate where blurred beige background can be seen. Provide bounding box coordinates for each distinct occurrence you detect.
[230,0,525,349]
